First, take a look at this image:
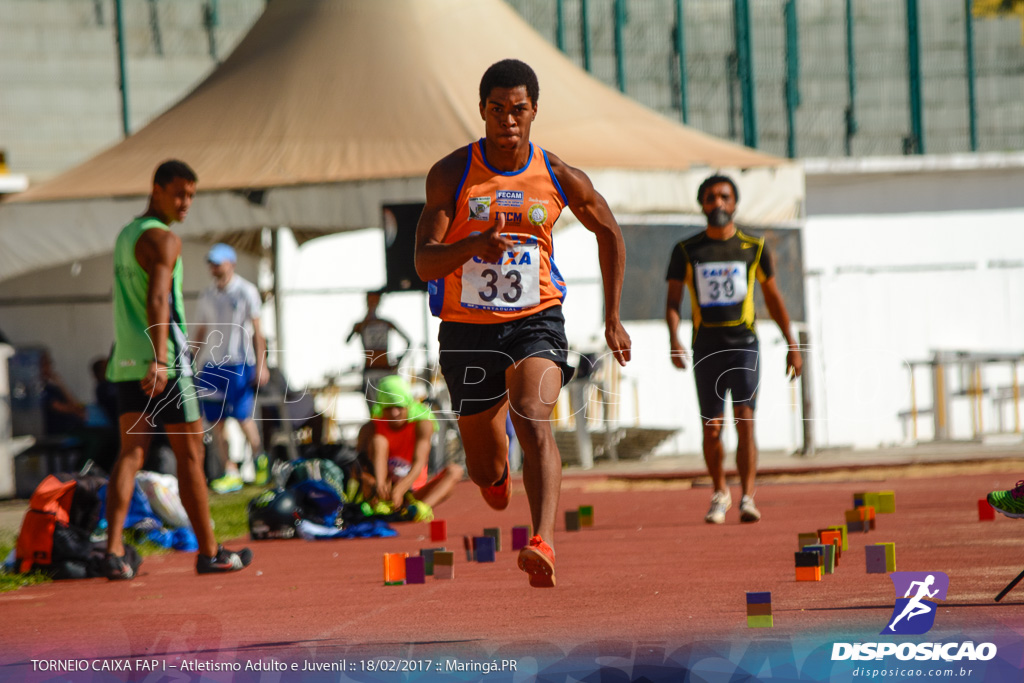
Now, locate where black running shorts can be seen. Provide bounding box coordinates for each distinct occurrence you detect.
[691,337,760,419]
[115,374,201,426]
[438,306,574,417]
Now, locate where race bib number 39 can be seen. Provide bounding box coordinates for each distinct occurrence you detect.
[461,242,540,311]
[695,260,747,307]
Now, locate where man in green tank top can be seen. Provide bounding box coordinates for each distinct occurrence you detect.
[104,160,252,579]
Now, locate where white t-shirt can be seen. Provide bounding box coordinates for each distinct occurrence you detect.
[192,275,262,367]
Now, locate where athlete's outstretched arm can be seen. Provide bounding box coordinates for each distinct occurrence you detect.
[135,228,181,396]
[415,151,512,282]
[549,154,631,366]
[760,275,802,379]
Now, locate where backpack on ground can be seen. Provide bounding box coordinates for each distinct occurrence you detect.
[15,472,120,579]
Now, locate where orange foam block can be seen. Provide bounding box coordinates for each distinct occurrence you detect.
[818,530,843,566]
[384,552,408,585]
[795,566,821,582]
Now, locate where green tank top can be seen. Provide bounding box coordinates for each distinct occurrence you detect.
[108,217,191,382]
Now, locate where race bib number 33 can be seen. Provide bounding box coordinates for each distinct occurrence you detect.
[461,242,540,311]
[695,260,747,307]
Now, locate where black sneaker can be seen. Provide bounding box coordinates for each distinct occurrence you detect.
[103,553,137,581]
[196,545,253,575]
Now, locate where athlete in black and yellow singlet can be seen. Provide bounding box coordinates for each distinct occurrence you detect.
[666,228,774,351]
[665,175,802,526]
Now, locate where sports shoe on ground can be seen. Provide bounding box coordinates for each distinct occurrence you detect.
[254,453,270,486]
[196,545,253,574]
[210,474,243,494]
[988,481,1024,519]
[403,493,434,523]
[102,552,137,581]
[395,500,434,523]
[389,494,434,523]
[705,490,732,524]
[480,461,511,511]
[739,494,761,523]
[239,459,256,484]
[517,535,555,588]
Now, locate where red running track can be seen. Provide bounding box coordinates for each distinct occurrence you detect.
[2,468,1023,679]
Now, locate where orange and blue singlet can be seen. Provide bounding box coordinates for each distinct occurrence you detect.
[428,140,568,323]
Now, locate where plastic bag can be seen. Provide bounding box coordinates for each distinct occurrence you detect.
[135,471,191,529]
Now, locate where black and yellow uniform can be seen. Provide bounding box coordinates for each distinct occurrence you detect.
[666,230,775,417]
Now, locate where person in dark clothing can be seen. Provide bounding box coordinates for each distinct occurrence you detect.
[40,351,86,435]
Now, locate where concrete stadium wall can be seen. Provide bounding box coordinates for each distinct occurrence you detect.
[0,0,264,181]
[804,155,1024,449]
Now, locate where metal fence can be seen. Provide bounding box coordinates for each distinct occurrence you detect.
[507,0,1024,159]
[3,0,1023,180]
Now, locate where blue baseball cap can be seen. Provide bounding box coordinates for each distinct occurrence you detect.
[207,243,237,265]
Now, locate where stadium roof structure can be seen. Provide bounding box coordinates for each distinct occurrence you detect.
[0,0,803,283]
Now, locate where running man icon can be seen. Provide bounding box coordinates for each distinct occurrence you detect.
[883,571,949,635]
[888,575,938,631]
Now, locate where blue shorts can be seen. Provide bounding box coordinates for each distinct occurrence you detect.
[197,363,257,422]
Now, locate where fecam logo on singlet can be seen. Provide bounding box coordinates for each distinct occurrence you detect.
[883,571,949,635]
[496,190,523,207]
[469,197,491,221]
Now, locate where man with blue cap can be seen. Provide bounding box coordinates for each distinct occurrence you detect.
[192,242,270,492]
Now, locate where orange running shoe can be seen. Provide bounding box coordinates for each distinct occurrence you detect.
[480,462,511,511]
[517,535,555,588]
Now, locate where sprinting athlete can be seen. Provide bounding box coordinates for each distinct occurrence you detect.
[415,59,631,587]
[665,174,802,525]
[104,159,252,579]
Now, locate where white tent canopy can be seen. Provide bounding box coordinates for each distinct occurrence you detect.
[0,0,802,284]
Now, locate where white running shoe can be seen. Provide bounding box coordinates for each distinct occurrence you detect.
[239,459,256,484]
[739,494,762,523]
[705,490,732,524]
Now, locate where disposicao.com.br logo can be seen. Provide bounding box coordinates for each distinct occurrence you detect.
[831,571,998,662]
